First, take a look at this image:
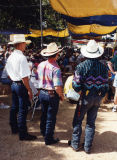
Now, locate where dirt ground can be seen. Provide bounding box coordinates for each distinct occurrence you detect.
[0,95,117,160]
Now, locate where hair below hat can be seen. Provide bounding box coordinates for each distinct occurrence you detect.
[81,40,104,58]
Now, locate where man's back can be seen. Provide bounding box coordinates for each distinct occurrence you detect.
[37,60,62,90]
[73,58,109,96]
[6,49,30,81]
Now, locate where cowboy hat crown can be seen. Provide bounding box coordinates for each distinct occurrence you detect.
[41,42,62,56]
[8,34,31,45]
[81,40,104,58]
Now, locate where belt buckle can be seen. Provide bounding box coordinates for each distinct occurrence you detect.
[17,82,22,85]
[48,90,54,95]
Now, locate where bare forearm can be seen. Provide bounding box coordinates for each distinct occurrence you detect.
[22,77,31,91]
[55,86,64,100]
[108,62,115,73]
[22,77,33,100]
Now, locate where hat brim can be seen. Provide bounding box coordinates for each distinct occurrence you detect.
[81,45,104,58]
[40,48,62,57]
[8,40,31,45]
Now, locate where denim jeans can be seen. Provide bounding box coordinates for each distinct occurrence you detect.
[10,82,29,138]
[71,95,102,150]
[39,90,60,142]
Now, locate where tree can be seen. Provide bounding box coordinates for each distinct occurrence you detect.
[0,0,67,46]
[0,0,66,31]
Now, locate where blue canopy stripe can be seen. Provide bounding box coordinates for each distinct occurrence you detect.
[62,15,117,26]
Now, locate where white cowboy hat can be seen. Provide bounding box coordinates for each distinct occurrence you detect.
[8,34,31,45]
[81,40,104,58]
[41,42,62,57]
[106,43,113,48]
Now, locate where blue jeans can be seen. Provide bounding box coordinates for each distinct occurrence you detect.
[39,90,60,142]
[10,82,29,138]
[71,95,102,150]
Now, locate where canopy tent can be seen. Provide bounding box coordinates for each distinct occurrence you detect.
[25,28,69,37]
[50,0,117,38]
[50,0,117,17]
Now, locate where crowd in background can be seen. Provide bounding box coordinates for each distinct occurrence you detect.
[0,42,116,107]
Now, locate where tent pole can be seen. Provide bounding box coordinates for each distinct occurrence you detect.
[40,0,43,49]
[114,28,117,55]
[112,29,117,56]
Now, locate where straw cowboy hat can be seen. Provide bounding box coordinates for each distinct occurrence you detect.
[8,34,31,45]
[81,40,104,58]
[41,42,62,56]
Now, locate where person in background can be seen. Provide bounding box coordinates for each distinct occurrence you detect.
[108,52,117,112]
[4,46,14,62]
[30,66,39,89]
[6,34,37,141]
[114,47,117,56]
[0,46,4,59]
[70,40,109,153]
[1,66,12,85]
[37,42,64,145]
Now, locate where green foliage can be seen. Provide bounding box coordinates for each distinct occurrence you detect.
[0,34,8,44]
[0,0,67,46]
[0,0,66,31]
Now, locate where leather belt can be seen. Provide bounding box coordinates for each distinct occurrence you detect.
[13,80,22,83]
[13,80,23,84]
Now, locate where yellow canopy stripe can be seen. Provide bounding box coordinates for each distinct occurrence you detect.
[25,28,69,37]
[67,23,117,34]
[50,0,117,17]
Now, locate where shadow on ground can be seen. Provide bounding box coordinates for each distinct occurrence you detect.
[0,97,117,160]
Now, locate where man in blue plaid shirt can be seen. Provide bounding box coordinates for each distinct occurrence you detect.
[70,40,109,153]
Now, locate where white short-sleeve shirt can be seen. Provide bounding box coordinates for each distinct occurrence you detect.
[6,49,31,81]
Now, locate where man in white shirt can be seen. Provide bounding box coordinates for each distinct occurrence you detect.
[6,34,37,141]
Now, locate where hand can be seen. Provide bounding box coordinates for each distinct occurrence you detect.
[60,95,64,101]
[78,91,82,95]
[36,90,40,96]
[28,89,33,100]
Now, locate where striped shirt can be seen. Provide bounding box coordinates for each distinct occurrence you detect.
[72,59,109,96]
[37,60,63,90]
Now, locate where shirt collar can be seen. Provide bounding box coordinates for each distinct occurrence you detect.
[14,49,23,55]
